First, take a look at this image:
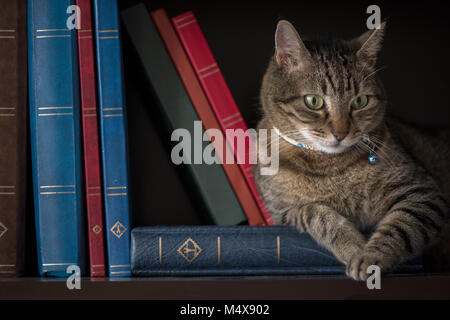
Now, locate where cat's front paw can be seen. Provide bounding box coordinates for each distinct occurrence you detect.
[345,252,394,281]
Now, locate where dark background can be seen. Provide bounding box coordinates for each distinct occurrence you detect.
[117,0,450,227]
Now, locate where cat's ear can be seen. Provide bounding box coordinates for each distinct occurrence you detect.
[275,20,312,71]
[353,21,387,65]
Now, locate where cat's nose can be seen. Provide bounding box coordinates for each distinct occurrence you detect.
[332,131,348,142]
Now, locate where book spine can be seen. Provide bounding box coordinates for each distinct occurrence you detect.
[173,12,273,225]
[28,0,86,276]
[122,4,247,226]
[151,9,265,226]
[93,0,132,277]
[0,0,27,277]
[131,226,344,276]
[76,0,106,277]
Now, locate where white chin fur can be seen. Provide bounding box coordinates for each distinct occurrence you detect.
[314,144,350,154]
[303,132,354,154]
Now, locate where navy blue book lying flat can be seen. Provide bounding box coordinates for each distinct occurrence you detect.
[131,226,422,276]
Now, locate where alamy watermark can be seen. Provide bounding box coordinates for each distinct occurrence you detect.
[170,121,280,175]
[66,265,81,290]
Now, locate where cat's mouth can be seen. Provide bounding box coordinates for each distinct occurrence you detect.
[305,132,360,154]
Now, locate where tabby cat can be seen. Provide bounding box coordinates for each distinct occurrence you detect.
[255,20,450,280]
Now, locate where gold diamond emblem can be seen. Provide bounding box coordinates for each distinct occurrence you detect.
[110,221,126,238]
[177,238,202,263]
[92,225,102,235]
[0,221,7,239]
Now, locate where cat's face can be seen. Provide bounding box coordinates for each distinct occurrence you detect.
[261,21,387,154]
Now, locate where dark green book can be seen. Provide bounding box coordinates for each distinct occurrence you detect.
[121,4,246,225]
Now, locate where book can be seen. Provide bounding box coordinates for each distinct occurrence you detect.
[28,0,86,276]
[93,0,132,277]
[131,226,423,276]
[121,4,247,226]
[76,0,106,277]
[0,0,27,277]
[173,11,273,225]
[151,8,266,226]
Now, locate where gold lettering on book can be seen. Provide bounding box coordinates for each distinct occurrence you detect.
[198,63,217,73]
[38,113,73,116]
[173,14,194,24]
[277,236,280,264]
[103,114,123,117]
[36,29,69,32]
[177,238,202,263]
[159,237,162,264]
[40,185,75,188]
[199,68,219,79]
[176,19,197,29]
[40,191,75,195]
[221,112,240,123]
[0,221,8,238]
[36,35,71,39]
[110,264,130,268]
[223,117,243,128]
[110,271,130,275]
[217,237,221,264]
[110,221,126,238]
[38,106,72,110]
[0,29,16,39]
[92,225,102,234]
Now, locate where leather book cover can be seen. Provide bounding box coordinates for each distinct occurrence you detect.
[28,0,87,276]
[131,226,423,276]
[151,8,265,226]
[0,0,27,277]
[122,4,247,226]
[173,11,273,225]
[93,0,132,277]
[76,0,106,277]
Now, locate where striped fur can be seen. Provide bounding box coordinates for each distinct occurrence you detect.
[255,21,450,280]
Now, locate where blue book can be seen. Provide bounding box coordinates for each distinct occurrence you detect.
[131,226,423,276]
[93,0,132,277]
[28,0,86,276]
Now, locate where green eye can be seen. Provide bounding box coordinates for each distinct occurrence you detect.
[304,95,324,110]
[351,95,369,109]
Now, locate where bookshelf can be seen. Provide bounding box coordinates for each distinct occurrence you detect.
[1,274,450,299]
[3,0,450,300]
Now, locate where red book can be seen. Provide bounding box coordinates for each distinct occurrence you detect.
[151,9,266,226]
[76,0,106,277]
[172,11,273,225]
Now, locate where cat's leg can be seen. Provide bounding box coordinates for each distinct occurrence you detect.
[347,192,448,281]
[285,202,367,267]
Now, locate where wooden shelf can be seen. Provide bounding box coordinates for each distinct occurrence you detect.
[1,274,450,299]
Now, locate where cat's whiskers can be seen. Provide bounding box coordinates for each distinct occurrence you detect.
[366,135,403,163]
[360,65,387,84]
